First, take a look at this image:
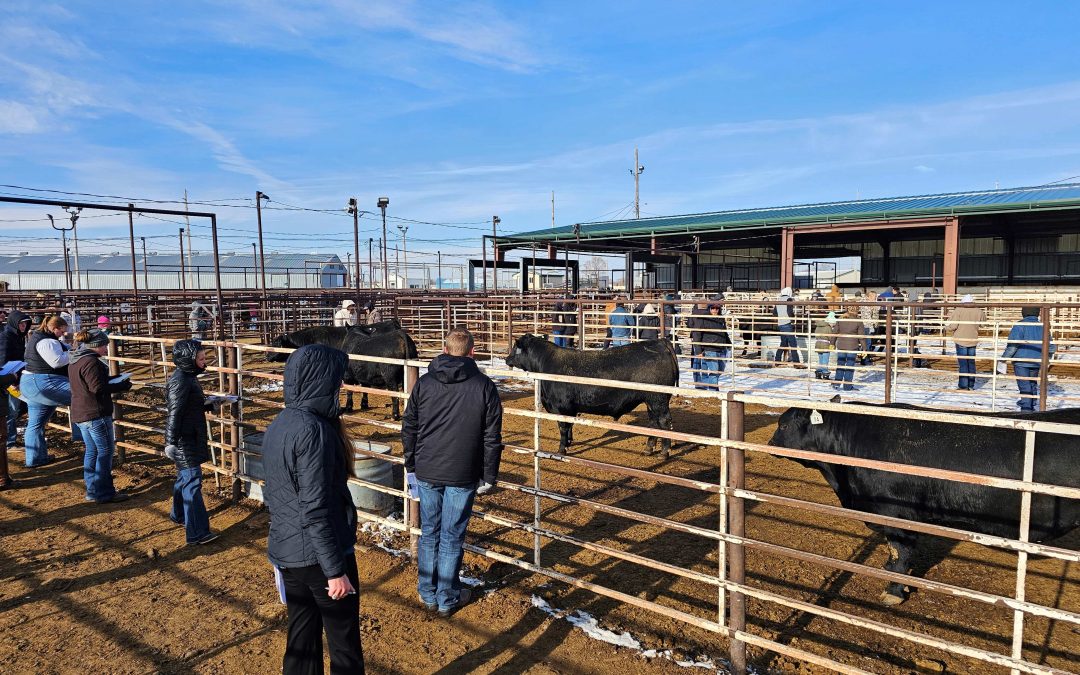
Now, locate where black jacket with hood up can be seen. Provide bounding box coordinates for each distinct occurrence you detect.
[402,354,503,487]
[0,310,31,365]
[263,344,357,579]
[165,340,213,470]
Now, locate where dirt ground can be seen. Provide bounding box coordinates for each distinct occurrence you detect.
[1,351,1078,674]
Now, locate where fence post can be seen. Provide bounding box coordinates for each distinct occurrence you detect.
[883,305,894,404]
[1038,306,1050,412]
[227,346,242,502]
[533,382,542,567]
[403,361,421,558]
[1010,429,1037,675]
[724,391,747,675]
[576,301,585,350]
[107,338,126,466]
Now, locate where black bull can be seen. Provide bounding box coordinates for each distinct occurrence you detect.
[267,320,416,419]
[505,334,679,458]
[769,400,1080,604]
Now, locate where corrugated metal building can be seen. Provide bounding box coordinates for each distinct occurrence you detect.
[0,252,348,291]
[498,183,1080,293]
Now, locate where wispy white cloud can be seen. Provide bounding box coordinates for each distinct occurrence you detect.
[914,165,935,173]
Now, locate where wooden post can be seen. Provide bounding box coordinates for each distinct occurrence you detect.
[725,392,747,675]
[1038,306,1051,412]
[404,360,421,558]
[107,338,126,466]
[883,305,894,404]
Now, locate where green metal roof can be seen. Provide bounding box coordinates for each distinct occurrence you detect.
[501,183,1080,245]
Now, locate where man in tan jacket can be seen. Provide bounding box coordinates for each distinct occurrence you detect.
[943,294,985,390]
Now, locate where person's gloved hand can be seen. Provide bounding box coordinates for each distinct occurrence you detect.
[115,379,133,393]
[164,444,178,461]
[476,481,495,496]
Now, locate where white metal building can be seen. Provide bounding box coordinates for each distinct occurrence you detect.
[0,252,348,291]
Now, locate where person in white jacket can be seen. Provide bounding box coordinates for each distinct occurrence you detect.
[333,300,357,327]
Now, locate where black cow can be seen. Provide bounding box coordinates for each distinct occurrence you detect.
[769,398,1080,604]
[505,334,679,458]
[268,320,416,419]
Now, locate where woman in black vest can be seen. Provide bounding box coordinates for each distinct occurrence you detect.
[21,315,82,467]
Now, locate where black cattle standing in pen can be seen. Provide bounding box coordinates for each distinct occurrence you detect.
[267,319,415,419]
[769,397,1080,605]
[505,333,678,458]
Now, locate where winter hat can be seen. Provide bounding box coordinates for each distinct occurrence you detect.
[97,315,110,326]
[961,294,974,303]
[780,287,792,297]
[342,299,356,309]
[825,311,838,325]
[81,328,110,347]
[1021,306,1040,318]
[642,304,656,314]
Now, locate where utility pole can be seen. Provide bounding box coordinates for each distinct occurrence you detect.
[141,237,149,289]
[347,197,361,303]
[631,147,645,219]
[397,222,409,289]
[377,197,390,289]
[64,206,82,289]
[48,215,73,291]
[183,190,194,288]
[251,243,257,288]
[178,228,187,292]
[393,244,400,289]
[492,215,500,291]
[256,191,270,304]
[368,238,373,289]
[437,250,442,290]
[551,191,555,228]
[127,204,139,303]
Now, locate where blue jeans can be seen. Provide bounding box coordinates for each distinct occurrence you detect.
[863,328,875,356]
[610,336,631,347]
[955,344,977,389]
[1015,363,1040,411]
[6,393,20,444]
[816,351,831,377]
[775,324,800,363]
[699,348,726,388]
[691,356,701,385]
[835,352,857,387]
[171,466,211,543]
[417,480,477,611]
[20,373,80,467]
[77,417,117,502]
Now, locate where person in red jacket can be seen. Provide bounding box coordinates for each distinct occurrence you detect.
[402,328,503,618]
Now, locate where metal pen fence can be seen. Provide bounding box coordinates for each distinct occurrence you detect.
[34,332,1077,673]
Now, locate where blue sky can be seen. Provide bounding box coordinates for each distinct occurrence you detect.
[3,1,1080,264]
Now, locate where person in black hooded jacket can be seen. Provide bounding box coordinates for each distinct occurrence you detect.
[263,344,364,674]
[165,339,221,545]
[0,309,32,479]
[402,327,502,618]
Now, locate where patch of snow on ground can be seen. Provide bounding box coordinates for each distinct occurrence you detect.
[359,514,409,558]
[245,380,283,394]
[531,595,725,671]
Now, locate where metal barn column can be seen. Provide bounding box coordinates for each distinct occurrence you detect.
[779,227,795,291]
[943,217,960,295]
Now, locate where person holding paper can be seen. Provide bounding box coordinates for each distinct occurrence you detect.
[164,340,222,545]
[0,310,32,463]
[262,344,364,674]
[69,328,133,503]
[21,315,81,467]
[402,328,503,618]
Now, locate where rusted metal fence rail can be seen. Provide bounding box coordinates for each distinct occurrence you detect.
[70,332,1080,674]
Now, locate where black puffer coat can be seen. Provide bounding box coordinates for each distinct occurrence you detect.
[165,340,212,470]
[402,354,503,487]
[263,344,357,579]
[0,310,31,364]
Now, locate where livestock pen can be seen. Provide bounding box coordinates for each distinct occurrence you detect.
[25,329,1080,674]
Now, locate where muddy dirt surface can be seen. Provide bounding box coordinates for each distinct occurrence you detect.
[2,345,1078,674]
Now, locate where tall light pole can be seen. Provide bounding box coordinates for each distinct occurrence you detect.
[397,222,409,289]
[48,214,73,291]
[255,191,270,303]
[347,198,361,304]
[377,197,389,289]
[178,227,187,292]
[368,238,374,289]
[630,147,645,219]
[64,206,83,289]
[141,237,149,288]
[492,215,501,292]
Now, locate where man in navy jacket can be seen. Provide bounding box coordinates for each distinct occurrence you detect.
[402,327,503,617]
